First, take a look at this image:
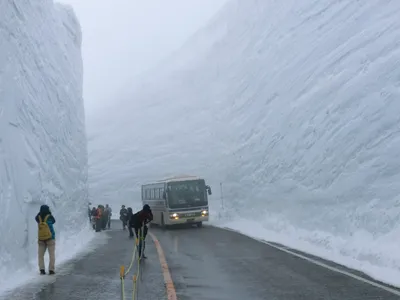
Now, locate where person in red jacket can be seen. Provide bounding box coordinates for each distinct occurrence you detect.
[129,204,153,258]
[95,205,102,232]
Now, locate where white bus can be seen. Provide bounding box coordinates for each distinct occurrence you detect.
[141,175,212,228]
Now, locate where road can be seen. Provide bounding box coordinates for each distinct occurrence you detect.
[2,220,400,300]
[1,220,165,300]
[151,223,400,300]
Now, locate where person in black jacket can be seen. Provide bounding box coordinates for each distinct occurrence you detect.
[129,204,153,258]
[120,205,128,230]
[127,207,134,238]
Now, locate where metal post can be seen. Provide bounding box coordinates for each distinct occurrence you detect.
[220,182,224,210]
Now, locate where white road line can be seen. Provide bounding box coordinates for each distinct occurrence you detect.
[221,226,400,297]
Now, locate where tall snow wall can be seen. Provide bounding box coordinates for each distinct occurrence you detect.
[87,0,400,285]
[0,0,89,288]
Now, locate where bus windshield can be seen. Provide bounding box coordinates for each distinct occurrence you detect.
[167,180,208,209]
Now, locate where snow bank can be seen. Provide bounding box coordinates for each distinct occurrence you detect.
[0,0,93,292]
[88,0,400,286]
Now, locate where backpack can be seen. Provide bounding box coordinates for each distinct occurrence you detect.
[38,215,52,241]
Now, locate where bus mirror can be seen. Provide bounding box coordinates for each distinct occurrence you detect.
[206,185,212,195]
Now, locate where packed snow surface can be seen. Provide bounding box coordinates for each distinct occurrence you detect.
[88,0,400,286]
[0,0,93,293]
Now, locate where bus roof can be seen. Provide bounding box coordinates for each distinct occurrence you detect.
[156,175,203,183]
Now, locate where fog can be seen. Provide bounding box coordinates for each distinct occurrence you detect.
[59,0,227,114]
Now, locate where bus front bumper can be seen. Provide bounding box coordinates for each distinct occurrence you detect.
[168,215,209,225]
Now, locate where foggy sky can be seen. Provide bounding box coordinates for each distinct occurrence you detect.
[59,0,227,114]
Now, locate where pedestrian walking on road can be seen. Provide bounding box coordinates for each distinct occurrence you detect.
[120,205,128,230]
[127,207,134,238]
[129,204,153,259]
[35,204,56,275]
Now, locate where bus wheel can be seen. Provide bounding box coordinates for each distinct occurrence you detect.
[196,222,203,228]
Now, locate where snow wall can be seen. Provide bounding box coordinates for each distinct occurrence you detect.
[0,0,92,291]
[87,0,400,286]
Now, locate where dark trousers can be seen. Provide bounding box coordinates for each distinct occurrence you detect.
[95,218,102,232]
[101,217,107,229]
[107,217,111,229]
[128,225,134,237]
[121,217,127,230]
[134,226,148,257]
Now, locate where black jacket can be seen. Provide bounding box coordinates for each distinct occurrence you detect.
[130,209,153,229]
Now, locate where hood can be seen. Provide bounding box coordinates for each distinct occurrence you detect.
[143,204,151,212]
[39,205,50,217]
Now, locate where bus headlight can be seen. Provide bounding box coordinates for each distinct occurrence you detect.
[201,210,208,216]
[170,213,179,219]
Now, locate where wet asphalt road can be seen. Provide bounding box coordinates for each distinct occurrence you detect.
[151,224,400,300]
[2,220,165,300]
[3,220,400,300]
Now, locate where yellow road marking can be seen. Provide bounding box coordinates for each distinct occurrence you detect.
[149,232,178,300]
